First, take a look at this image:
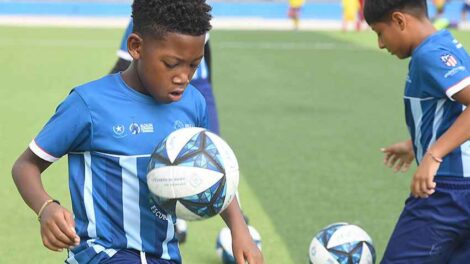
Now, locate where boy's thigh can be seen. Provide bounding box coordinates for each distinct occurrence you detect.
[381,194,465,264]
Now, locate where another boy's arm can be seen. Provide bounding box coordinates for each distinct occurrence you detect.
[412,87,470,198]
[220,199,264,264]
[381,139,415,173]
[12,148,79,251]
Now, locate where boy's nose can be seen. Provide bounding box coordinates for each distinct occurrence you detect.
[172,74,190,85]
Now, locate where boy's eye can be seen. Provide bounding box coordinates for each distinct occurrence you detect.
[164,61,178,69]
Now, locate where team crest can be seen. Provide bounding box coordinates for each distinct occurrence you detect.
[113,124,125,136]
[441,54,458,67]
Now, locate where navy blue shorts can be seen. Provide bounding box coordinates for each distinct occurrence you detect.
[381,177,470,264]
[100,249,177,264]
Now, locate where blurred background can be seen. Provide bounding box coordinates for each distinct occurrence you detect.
[0,0,468,30]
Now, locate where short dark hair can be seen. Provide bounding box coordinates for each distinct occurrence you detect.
[364,0,428,25]
[132,0,212,39]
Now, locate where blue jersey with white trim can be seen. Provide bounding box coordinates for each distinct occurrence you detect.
[117,20,210,83]
[30,73,207,264]
[405,30,470,177]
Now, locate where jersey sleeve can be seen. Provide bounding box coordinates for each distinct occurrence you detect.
[117,19,133,61]
[420,49,470,100]
[29,91,92,162]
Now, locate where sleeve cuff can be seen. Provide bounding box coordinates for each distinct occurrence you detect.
[29,140,59,162]
[446,76,470,101]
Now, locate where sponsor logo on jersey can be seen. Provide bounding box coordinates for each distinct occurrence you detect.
[113,122,155,138]
[444,66,466,78]
[129,122,155,135]
[129,122,141,135]
[174,120,195,130]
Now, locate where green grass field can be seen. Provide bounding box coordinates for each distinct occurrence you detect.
[1,26,470,263]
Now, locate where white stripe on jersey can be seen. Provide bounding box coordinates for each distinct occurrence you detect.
[84,152,97,238]
[104,248,118,258]
[29,139,59,162]
[66,251,79,264]
[428,99,446,150]
[446,76,470,100]
[403,96,435,101]
[120,156,143,251]
[410,100,424,162]
[161,214,175,260]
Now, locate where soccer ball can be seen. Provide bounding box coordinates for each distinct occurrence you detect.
[308,222,376,264]
[147,127,239,221]
[216,225,262,264]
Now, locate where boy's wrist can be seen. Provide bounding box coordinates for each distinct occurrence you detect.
[37,199,61,222]
[426,151,443,163]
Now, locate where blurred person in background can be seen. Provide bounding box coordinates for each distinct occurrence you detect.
[432,0,446,21]
[461,0,470,25]
[342,0,359,31]
[288,0,305,30]
[356,0,365,31]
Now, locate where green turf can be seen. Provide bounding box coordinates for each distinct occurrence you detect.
[1,26,470,263]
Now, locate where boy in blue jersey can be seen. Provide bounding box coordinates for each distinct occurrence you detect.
[111,19,220,244]
[11,0,263,263]
[364,0,470,263]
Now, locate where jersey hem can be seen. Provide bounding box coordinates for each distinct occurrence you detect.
[29,139,59,162]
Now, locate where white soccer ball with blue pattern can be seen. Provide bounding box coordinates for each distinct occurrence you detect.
[147,127,239,221]
[216,225,262,264]
[308,223,376,264]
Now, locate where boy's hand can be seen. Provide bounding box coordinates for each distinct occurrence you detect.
[381,140,415,173]
[40,203,80,252]
[410,152,439,198]
[231,228,263,264]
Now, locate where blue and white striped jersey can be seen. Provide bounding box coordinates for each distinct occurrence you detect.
[29,73,207,264]
[117,20,210,82]
[405,30,470,177]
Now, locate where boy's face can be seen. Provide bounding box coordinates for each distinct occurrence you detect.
[370,13,412,59]
[128,32,205,103]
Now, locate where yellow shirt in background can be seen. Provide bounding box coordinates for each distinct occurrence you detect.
[289,0,305,9]
[342,0,359,21]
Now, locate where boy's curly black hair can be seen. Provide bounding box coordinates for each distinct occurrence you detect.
[364,0,428,25]
[132,0,212,39]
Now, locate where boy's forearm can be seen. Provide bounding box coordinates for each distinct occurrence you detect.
[12,149,52,214]
[220,198,247,231]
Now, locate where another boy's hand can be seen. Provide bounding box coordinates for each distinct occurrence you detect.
[231,228,264,264]
[381,140,415,173]
[410,152,439,198]
[40,203,80,252]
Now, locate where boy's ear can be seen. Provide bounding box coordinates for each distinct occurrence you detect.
[391,11,407,31]
[127,33,143,60]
